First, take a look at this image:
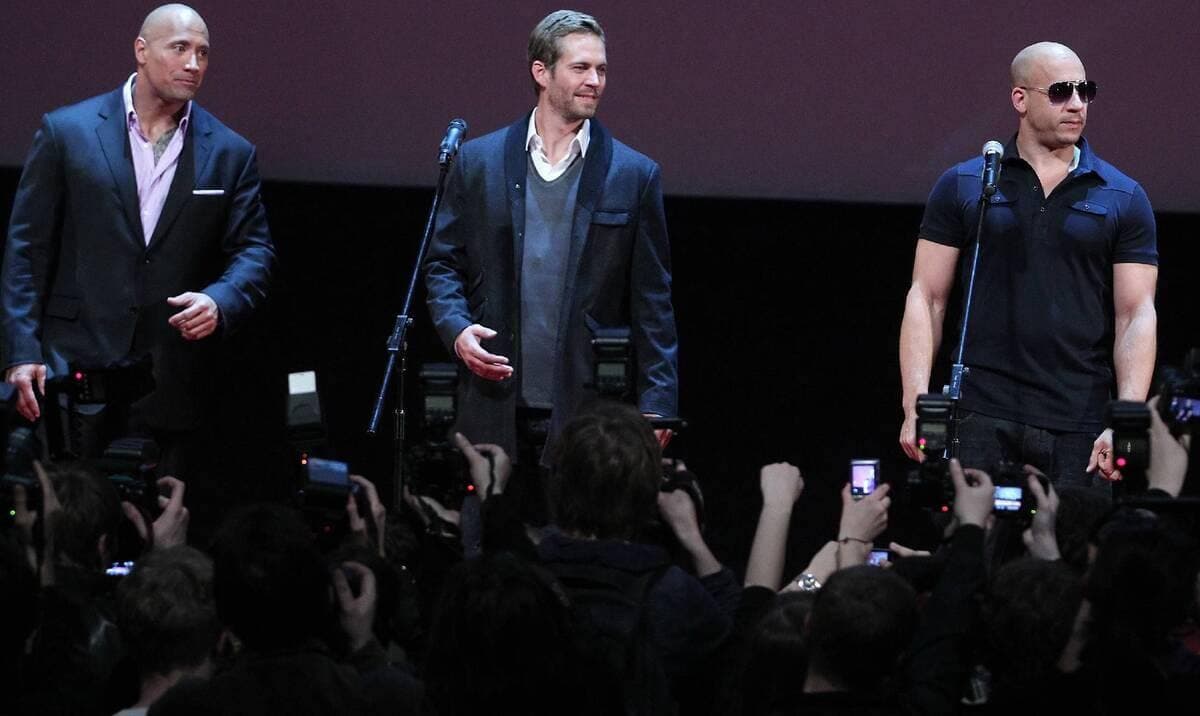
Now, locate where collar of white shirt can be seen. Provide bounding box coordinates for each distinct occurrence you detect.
[123,72,192,141]
[525,108,590,182]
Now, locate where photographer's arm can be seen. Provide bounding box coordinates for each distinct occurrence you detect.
[744,462,803,590]
[905,460,990,715]
[658,489,721,577]
[1146,396,1189,498]
[835,483,891,569]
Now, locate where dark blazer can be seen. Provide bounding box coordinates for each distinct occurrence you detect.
[1,86,275,429]
[425,114,678,458]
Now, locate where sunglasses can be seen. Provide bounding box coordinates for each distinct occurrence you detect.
[1021,80,1098,104]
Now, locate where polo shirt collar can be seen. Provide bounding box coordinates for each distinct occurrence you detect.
[1003,134,1105,181]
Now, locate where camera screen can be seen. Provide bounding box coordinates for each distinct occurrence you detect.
[425,395,454,411]
[1169,396,1200,423]
[597,362,626,378]
[307,457,350,487]
[868,549,889,566]
[106,560,135,577]
[993,485,1023,512]
[850,460,878,498]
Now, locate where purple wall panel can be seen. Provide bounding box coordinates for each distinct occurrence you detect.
[2,1,1197,209]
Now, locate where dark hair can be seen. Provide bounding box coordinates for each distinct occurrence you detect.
[738,592,814,714]
[549,401,661,540]
[1053,486,1111,571]
[806,566,917,693]
[209,503,334,650]
[46,463,122,570]
[424,552,608,715]
[116,545,220,677]
[527,10,605,92]
[1085,510,1200,661]
[982,557,1083,699]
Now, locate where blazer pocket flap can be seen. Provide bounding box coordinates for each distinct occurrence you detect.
[1069,200,1108,217]
[45,294,81,319]
[592,210,630,226]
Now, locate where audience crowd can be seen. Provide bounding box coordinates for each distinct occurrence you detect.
[1,394,1197,715]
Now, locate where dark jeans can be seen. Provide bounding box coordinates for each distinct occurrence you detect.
[954,409,1107,491]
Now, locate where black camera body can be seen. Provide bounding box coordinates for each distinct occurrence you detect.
[1157,350,1200,435]
[1107,400,1151,491]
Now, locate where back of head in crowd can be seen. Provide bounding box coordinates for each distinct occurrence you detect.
[116,545,221,680]
[209,503,334,651]
[805,566,917,694]
[739,592,815,713]
[982,557,1083,702]
[549,401,661,540]
[47,463,123,572]
[1085,509,1200,665]
[425,552,611,716]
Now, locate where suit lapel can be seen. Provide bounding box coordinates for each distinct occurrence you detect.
[95,89,145,246]
[561,119,611,311]
[149,108,209,249]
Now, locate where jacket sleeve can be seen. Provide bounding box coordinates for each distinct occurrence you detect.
[2,115,63,368]
[200,145,276,335]
[424,147,475,353]
[629,162,679,417]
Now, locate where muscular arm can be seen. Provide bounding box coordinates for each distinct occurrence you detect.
[629,163,678,417]
[1111,262,1157,401]
[1088,263,1160,476]
[898,239,959,460]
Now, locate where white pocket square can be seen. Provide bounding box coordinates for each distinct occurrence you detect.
[192,188,225,196]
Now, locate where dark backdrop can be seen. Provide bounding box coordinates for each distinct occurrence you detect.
[5,166,1195,570]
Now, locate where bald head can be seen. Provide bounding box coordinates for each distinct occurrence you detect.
[1010,42,1082,87]
[140,4,208,43]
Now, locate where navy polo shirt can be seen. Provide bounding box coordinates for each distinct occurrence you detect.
[918,136,1157,432]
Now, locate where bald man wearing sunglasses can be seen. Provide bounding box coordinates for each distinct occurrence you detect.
[899,42,1157,490]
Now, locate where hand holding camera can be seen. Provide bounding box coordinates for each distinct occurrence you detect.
[837,481,891,568]
[453,432,512,500]
[949,458,992,528]
[121,476,189,551]
[1021,470,1061,560]
[332,560,378,653]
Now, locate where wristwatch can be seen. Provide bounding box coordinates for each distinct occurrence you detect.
[796,573,822,593]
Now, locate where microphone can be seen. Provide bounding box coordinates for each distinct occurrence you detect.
[438,118,468,166]
[980,140,1004,197]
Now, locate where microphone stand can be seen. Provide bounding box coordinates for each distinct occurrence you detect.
[944,180,997,459]
[367,158,454,511]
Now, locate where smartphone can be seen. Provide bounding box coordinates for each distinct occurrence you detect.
[992,485,1024,512]
[106,560,135,577]
[850,459,880,500]
[868,549,891,567]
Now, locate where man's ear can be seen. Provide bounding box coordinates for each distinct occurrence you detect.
[134,37,148,67]
[97,532,112,565]
[531,60,550,91]
[1011,86,1028,114]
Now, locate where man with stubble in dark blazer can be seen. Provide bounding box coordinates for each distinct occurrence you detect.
[425,10,679,486]
[2,4,275,482]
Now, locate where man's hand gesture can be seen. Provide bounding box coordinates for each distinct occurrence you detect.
[454,324,512,381]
